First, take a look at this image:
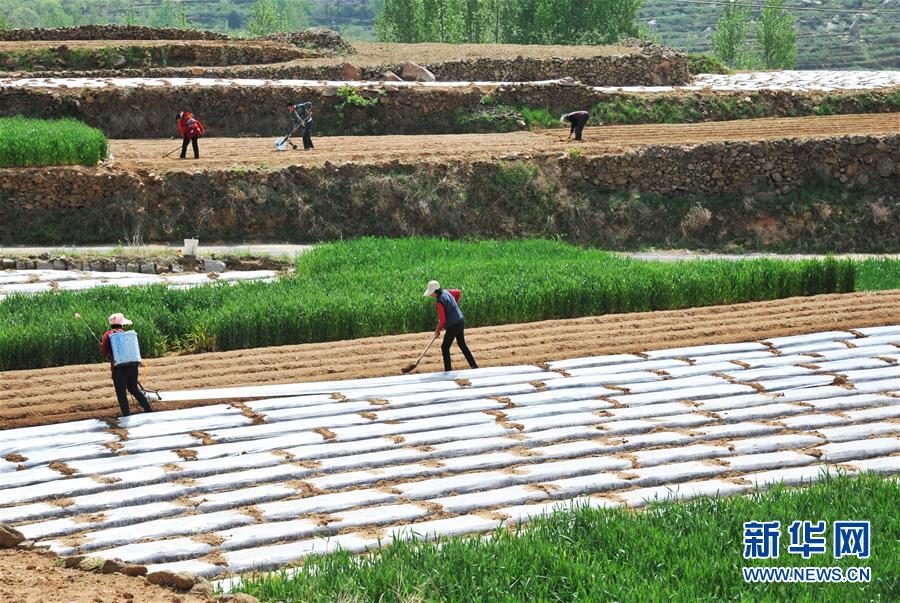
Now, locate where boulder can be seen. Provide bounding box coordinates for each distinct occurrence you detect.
[203,259,227,273]
[0,523,25,548]
[382,70,403,82]
[122,564,147,576]
[78,556,106,571]
[172,571,198,590]
[400,61,435,82]
[101,558,128,574]
[146,570,176,587]
[340,62,362,81]
[231,594,260,603]
[112,54,127,68]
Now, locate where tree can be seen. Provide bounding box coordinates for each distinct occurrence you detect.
[711,0,753,68]
[375,0,422,42]
[248,0,286,35]
[0,13,8,29]
[756,0,797,69]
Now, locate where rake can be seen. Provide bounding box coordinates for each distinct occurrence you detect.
[401,335,438,374]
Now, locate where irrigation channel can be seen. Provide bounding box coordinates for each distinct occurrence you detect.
[0,325,896,589]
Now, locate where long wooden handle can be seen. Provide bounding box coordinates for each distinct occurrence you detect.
[414,336,437,365]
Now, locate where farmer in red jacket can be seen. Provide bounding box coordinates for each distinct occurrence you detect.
[176,111,205,159]
[100,313,154,417]
[425,280,478,372]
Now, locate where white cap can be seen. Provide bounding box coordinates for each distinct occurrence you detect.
[108,313,133,326]
[423,280,440,296]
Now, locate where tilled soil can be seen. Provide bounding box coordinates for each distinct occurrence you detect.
[1,290,897,429]
[0,549,208,603]
[107,114,900,172]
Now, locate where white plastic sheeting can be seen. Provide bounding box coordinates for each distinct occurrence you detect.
[3,324,898,586]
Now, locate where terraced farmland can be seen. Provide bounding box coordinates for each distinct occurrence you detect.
[0,325,896,587]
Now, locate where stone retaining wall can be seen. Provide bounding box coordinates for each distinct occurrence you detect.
[1,135,896,250]
[6,84,892,139]
[2,42,688,87]
[0,25,227,42]
[0,43,314,72]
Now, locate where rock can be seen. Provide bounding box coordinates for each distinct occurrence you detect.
[101,558,128,574]
[78,556,106,572]
[876,157,894,177]
[146,570,176,587]
[203,259,226,273]
[190,577,214,597]
[400,61,435,82]
[190,66,206,76]
[52,259,67,270]
[35,261,53,270]
[0,523,25,548]
[1,258,15,269]
[558,76,579,86]
[122,564,147,576]
[172,571,198,590]
[340,62,362,80]
[63,555,84,568]
[140,263,156,275]
[16,539,35,550]
[112,54,127,68]
[231,594,260,603]
[382,70,403,82]
[126,262,140,273]
[116,264,128,272]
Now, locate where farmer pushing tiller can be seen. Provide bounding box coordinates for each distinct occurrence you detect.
[277,101,314,151]
[76,312,157,417]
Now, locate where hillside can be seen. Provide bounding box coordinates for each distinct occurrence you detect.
[640,0,899,70]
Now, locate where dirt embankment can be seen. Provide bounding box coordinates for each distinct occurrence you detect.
[1,290,897,430]
[1,116,896,250]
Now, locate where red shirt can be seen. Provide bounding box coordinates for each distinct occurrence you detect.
[435,289,461,331]
[100,327,123,365]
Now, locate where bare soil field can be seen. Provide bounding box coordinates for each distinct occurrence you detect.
[1,290,897,430]
[0,549,207,603]
[107,114,900,172]
[0,39,631,62]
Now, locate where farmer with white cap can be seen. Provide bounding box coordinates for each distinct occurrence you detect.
[424,280,478,372]
[100,313,154,417]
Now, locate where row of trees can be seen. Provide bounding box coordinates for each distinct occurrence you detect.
[712,0,797,69]
[376,0,645,45]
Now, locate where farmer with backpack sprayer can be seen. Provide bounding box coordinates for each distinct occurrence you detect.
[93,313,156,417]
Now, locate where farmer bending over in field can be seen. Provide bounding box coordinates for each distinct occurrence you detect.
[176,111,205,159]
[425,280,478,372]
[561,110,590,141]
[100,313,155,417]
[287,101,314,150]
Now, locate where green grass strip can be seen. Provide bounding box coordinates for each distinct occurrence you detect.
[230,473,898,602]
[855,258,900,292]
[0,238,866,370]
[0,116,108,167]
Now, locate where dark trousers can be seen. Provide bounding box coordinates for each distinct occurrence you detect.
[181,136,199,159]
[112,364,152,416]
[301,123,314,149]
[441,320,478,372]
[572,114,589,141]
